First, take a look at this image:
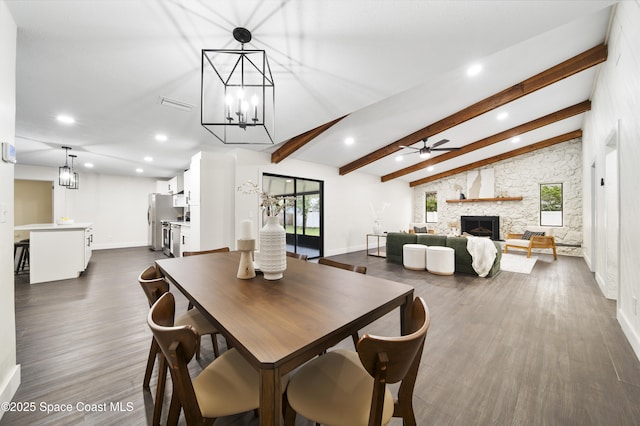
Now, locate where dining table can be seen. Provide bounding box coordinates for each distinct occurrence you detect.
[155,251,415,426]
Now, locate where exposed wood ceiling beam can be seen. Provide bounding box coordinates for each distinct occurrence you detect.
[271,115,347,163]
[409,130,582,187]
[381,100,591,182]
[338,44,607,176]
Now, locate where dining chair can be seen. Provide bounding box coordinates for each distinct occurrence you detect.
[284,297,430,426]
[286,251,308,261]
[148,292,290,425]
[182,246,230,256]
[318,257,367,346]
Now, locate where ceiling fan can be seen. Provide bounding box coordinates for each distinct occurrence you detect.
[399,137,461,159]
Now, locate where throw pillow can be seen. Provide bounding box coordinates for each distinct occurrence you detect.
[522,230,545,240]
[414,226,427,233]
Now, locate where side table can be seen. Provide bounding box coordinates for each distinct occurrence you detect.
[366,233,387,257]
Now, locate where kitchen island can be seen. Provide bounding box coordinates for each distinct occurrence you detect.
[14,223,93,284]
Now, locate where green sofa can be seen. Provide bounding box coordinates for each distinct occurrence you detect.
[385,232,501,277]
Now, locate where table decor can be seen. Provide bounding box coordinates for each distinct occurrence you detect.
[237,219,256,279]
[238,181,295,280]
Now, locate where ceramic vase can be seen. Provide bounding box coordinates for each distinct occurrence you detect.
[373,220,382,234]
[259,216,286,280]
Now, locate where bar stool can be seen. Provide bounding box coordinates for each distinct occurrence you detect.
[14,239,30,274]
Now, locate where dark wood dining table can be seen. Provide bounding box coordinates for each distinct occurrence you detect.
[155,251,415,426]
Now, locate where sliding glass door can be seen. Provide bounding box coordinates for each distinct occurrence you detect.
[262,173,323,259]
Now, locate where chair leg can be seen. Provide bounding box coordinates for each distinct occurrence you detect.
[153,355,167,426]
[195,336,201,360]
[167,390,181,426]
[143,337,159,389]
[211,334,220,357]
[283,390,297,426]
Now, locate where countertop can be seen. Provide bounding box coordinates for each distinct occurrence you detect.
[15,222,93,231]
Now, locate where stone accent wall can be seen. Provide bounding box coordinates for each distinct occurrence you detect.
[412,138,582,256]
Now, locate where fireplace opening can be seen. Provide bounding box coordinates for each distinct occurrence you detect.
[460,216,500,240]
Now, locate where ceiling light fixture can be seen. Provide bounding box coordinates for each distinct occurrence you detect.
[84,163,94,168]
[395,155,403,162]
[58,146,72,187]
[511,137,521,143]
[467,64,482,76]
[155,134,168,142]
[159,96,193,112]
[419,149,431,159]
[56,115,75,124]
[136,168,143,173]
[68,154,79,190]
[144,156,153,162]
[427,166,435,172]
[345,137,354,145]
[497,112,509,120]
[201,27,275,144]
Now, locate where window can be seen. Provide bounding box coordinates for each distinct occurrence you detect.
[425,192,437,223]
[540,183,563,227]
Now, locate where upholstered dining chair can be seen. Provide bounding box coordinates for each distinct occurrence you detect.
[138,265,225,425]
[318,257,367,346]
[148,292,289,425]
[182,246,230,256]
[286,251,308,261]
[284,297,430,426]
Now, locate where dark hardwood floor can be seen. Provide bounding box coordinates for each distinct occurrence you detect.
[3,247,640,425]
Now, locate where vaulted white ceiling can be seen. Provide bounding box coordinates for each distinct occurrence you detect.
[7,0,616,183]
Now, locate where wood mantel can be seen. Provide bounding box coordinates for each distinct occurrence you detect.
[446,196,523,203]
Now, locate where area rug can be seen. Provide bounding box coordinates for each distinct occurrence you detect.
[500,253,538,274]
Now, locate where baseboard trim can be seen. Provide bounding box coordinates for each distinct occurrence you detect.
[0,364,21,421]
[618,308,640,363]
[93,242,147,250]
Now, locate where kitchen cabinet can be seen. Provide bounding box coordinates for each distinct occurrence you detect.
[180,224,190,256]
[156,180,170,194]
[168,174,184,194]
[183,168,193,205]
[173,194,187,207]
[13,222,93,284]
[187,152,234,251]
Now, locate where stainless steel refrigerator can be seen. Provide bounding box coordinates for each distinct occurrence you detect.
[148,193,182,251]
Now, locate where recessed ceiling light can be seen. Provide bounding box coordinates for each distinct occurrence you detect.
[136,168,144,173]
[155,134,168,142]
[84,163,94,168]
[144,156,153,162]
[427,166,435,172]
[467,64,482,76]
[511,137,521,143]
[345,137,355,145]
[56,115,75,124]
[395,155,403,162]
[497,112,508,120]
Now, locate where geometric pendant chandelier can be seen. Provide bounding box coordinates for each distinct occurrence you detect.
[201,27,275,144]
[58,146,72,187]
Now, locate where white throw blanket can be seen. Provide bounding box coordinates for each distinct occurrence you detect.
[466,236,497,277]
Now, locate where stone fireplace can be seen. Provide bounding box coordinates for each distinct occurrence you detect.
[460,216,500,240]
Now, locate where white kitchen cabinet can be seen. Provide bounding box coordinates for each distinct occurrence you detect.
[183,168,193,205]
[179,225,191,257]
[187,152,234,251]
[13,223,93,284]
[168,174,184,194]
[173,194,187,207]
[156,180,170,194]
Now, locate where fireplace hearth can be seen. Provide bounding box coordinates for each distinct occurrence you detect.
[460,216,500,240]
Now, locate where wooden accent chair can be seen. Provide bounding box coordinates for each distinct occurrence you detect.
[317,258,367,346]
[503,226,557,260]
[182,246,230,257]
[286,251,308,261]
[147,292,289,425]
[284,297,430,426]
[138,265,222,397]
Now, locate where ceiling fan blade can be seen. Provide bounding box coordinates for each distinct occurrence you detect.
[430,147,461,151]
[399,145,420,151]
[430,138,450,149]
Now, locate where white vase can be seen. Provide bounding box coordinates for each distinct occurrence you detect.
[259,215,286,280]
[373,220,382,234]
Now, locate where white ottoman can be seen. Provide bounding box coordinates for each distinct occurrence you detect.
[426,246,455,275]
[403,244,427,270]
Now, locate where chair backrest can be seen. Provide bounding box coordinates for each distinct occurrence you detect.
[357,297,430,425]
[318,257,366,274]
[147,292,204,424]
[138,265,169,307]
[286,251,308,261]
[523,226,552,236]
[182,247,230,257]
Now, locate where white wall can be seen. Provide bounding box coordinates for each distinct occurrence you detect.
[0,0,19,417]
[15,165,158,249]
[232,148,413,256]
[582,1,640,360]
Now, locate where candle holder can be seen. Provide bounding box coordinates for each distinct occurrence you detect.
[237,239,256,279]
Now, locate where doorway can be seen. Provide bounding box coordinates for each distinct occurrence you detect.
[262,173,323,259]
[605,126,620,301]
[14,179,54,241]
